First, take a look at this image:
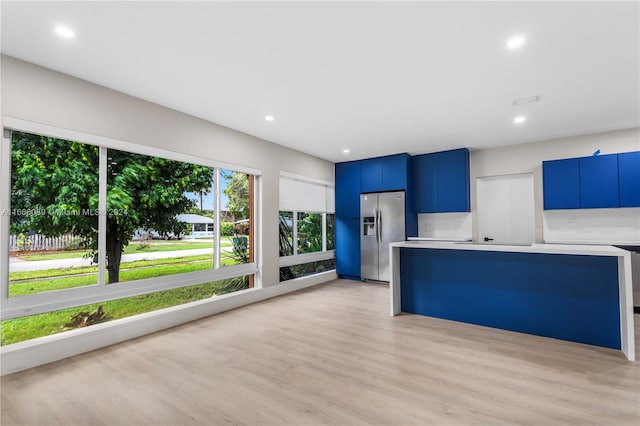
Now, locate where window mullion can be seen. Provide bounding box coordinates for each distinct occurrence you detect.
[322,212,327,252]
[1,130,12,302]
[292,211,298,256]
[214,168,221,269]
[98,147,107,287]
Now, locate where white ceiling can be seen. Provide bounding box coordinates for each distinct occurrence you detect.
[1,1,639,163]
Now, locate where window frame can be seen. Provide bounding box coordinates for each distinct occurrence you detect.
[1,117,261,320]
[277,173,335,272]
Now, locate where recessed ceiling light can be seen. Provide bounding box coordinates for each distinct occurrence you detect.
[507,36,525,49]
[513,116,526,124]
[55,25,75,39]
[265,115,274,122]
[342,148,350,154]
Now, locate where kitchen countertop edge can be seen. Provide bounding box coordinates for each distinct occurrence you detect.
[391,241,630,257]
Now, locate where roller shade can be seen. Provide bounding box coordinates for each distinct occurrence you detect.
[280,175,335,213]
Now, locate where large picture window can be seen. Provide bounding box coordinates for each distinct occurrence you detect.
[1,124,259,342]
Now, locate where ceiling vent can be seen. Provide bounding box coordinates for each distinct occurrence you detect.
[513,95,541,106]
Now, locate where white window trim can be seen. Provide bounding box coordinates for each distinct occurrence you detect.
[279,209,335,272]
[292,213,298,256]
[1,118,261,320]
[214,168,221,269]
[322,212,327,252]
[0,130,10,312]
[1,263,258,320]
[279,250,336,268]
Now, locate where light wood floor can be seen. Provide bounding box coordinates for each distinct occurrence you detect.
[2,280,639,425]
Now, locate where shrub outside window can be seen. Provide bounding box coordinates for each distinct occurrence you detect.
[279,209,335,282]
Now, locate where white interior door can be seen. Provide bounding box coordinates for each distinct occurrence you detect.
[477,173,534,245]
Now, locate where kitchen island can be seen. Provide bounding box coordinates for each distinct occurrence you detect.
[389,241,635,361]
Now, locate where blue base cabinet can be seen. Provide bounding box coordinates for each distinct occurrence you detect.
[335,218,360,279]
[400,248,621,350]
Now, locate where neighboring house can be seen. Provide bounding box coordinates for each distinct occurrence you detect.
[133,213,215,240]
[176,213,215,239]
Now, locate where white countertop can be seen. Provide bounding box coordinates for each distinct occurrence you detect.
[407,237,472,242]
[391,241,631,257]
[544,239,640,246]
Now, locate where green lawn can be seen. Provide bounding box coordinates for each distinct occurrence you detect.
[4,238,250,344]
[9,255,240,297]
[1,276,249,345]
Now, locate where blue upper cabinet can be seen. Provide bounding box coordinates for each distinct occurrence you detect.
[413,153,438,212]
[360,158,382,193]
[360,154,410,193]
[381,154,409,191]
[543,151,639,210]
[437,149,470,212]
[335,161,361,218]
[413,148,470,213]
[579,154,619,208]
[619,151,640,207]
[543,158,581,209]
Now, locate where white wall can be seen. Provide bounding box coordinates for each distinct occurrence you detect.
[1,55,335,288]
[469,128,640,243]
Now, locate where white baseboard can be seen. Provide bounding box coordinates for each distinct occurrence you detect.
[1,271,337,375]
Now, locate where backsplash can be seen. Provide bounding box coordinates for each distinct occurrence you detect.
[417,212,473,240]
[543,208,640,244]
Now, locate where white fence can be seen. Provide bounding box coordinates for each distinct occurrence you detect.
[9,233,79,252]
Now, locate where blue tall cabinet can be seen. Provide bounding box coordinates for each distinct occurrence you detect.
[335,161,361,279]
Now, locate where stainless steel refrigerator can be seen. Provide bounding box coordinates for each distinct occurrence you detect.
[360,191,406,282]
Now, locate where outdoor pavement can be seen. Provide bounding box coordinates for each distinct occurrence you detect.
[9,248,217,273]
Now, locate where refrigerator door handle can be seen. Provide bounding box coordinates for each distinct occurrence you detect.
[377,208,382,243]
[373,207,378,243]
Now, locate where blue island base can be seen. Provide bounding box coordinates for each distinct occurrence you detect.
[400,248,621,350]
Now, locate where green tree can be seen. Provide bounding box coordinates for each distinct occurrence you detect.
[223,171,249,219]
[10,132,213,283]
[297,212,323,253]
